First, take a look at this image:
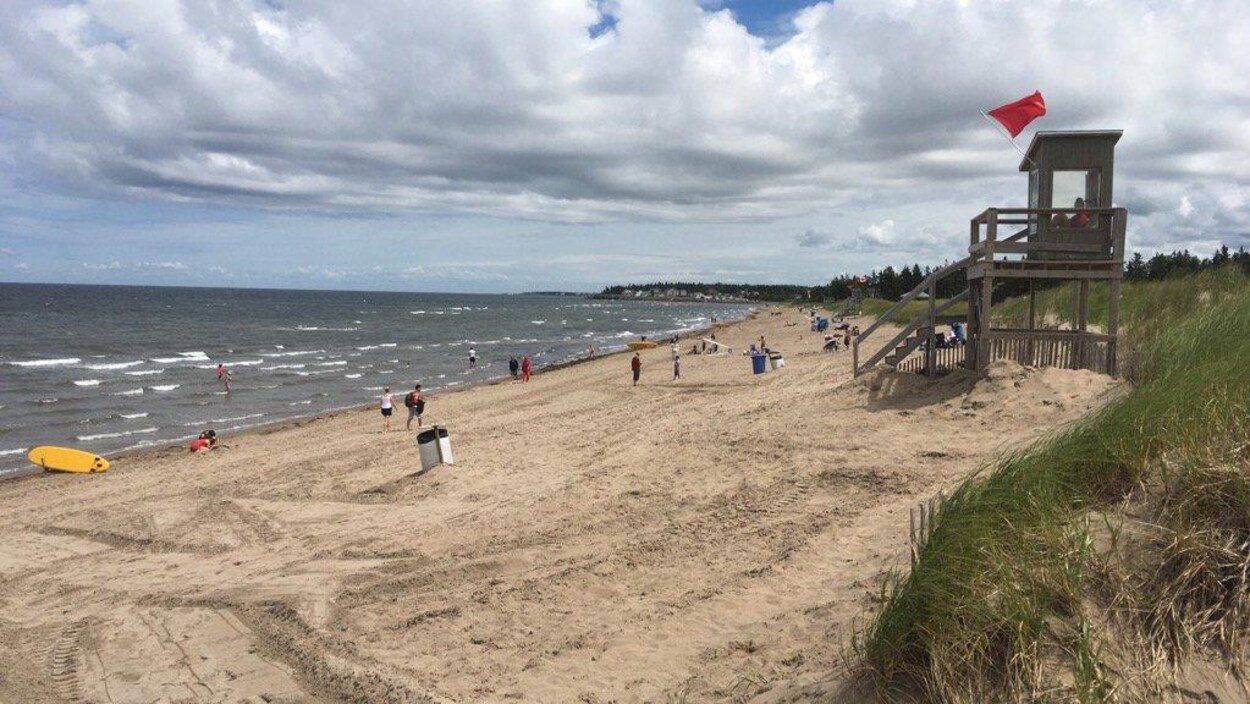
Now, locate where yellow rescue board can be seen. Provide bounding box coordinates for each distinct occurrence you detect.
[27,446,110,474]
[627,341,658,350]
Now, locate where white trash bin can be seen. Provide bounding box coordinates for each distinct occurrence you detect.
[416,426,454,471]
[769,354,785,370]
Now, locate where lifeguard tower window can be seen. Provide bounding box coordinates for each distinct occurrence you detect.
[1053,170,1101,209]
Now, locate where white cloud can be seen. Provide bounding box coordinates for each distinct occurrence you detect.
[796,229,832,248]
[0,0,1245,265]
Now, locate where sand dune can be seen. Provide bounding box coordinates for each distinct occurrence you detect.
[0,309,1120,703]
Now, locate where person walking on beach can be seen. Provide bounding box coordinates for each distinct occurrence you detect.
[380,386,394,432]
[405,384,424,430]
[631,352,642,386]
[521,354,532,383]
[468,347,477,370]
[216,363,231,393]
[509,356,520,381]
[673,354,681,381]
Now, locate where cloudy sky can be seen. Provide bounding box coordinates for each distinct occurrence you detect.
[1,0,1247,292]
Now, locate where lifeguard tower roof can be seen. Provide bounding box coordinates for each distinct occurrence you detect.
[1018,130,1123,172]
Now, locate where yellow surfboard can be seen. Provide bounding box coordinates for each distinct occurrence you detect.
[627,341,658,350]
[27,446,110,474]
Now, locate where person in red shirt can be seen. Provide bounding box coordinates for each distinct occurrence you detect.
[521,355,532,383]
[1070,197,1092,228]
[190,429,218,453]
[631,352,642,386]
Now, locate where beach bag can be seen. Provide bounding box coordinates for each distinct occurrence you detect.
[404,392,417,408]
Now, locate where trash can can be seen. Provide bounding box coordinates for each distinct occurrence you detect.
[751,354,767,375]
[416,426,454,471]
[769,354,785,370]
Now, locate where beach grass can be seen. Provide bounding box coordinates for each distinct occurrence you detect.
[857,268,1250,701]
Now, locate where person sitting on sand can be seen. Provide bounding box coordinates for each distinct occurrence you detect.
[189,430,217,453]
[689,343,700,355]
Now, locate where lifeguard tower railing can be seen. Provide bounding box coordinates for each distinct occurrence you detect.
[853,206,1126,377]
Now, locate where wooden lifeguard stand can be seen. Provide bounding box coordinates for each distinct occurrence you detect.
[854,130,1127,377]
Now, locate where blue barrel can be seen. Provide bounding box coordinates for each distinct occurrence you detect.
[751,354,767,374]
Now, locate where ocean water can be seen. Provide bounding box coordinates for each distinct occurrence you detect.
[0,284,750,476]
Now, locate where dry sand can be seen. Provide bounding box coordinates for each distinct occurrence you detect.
[0,309,1121,703]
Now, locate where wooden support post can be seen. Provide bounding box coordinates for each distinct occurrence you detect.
[977,210,997,372]
[1027,281,1036,365]
[1107,210,1126,376]
[852,338,859,377]
[1077,280,1090,369]
[925,280,937,377]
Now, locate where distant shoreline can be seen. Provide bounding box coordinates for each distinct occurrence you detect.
[591,293,756,304]
[0,310,752,482]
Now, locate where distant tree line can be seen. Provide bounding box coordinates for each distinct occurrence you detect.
[600,245,1249,305]
[1123,245,1250,281]
[598,282,812,302]
[824,244,1250,303]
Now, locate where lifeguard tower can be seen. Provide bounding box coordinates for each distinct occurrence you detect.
[853,130,1127,377]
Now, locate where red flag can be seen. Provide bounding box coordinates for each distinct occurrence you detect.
[986,91,1046,138]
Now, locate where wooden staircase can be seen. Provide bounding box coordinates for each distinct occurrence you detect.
[853,227,1028,377]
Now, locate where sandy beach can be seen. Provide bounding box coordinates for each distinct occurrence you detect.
[0,308,1121,703]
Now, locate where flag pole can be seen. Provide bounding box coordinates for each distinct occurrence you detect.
[980,111,1035,168]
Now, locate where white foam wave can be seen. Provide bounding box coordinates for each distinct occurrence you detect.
[73,379,101,386]
[9,357,80,367]
[38,398,59,403]
[84,360,144,370]
[262,364,306,370]
[149,384,180,391]
[113,389,144,396]
[121,412,149,419]
[197,359,263,368]
[183,412,264,426]
[125,370,163,376]
[266,349,323,357]
[0,448,26,457]
[78,427,158,441]
[531,320,546,325]
[315,361,347,366]
[344,373,362,379]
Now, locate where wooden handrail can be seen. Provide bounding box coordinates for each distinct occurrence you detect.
[854,256,969,344]
[856,289,968,371]
[971,207,1118,223]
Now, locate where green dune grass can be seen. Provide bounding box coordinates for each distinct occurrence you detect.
[857,268,1250,702]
